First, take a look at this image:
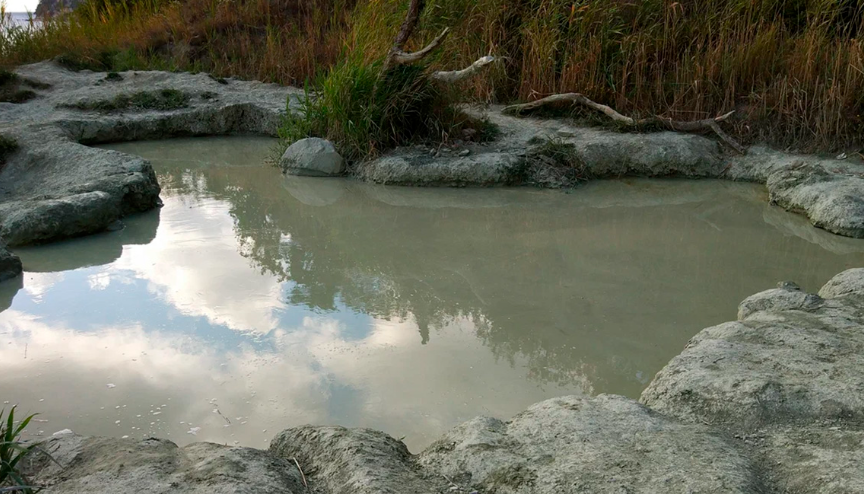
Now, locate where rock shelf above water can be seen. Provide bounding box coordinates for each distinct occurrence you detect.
[0,61,298,248]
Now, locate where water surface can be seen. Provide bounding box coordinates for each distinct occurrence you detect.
[2,137,863,451]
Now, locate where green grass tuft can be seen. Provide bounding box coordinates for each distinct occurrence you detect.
[62,88,191,112]
[280,56,487,163]
[0,405,41,493]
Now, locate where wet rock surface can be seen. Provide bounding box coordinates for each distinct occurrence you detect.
[0,61,297,248]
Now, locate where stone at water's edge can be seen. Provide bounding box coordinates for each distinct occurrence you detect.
[23,269,864,493]
[0,242,22,281]
[270,426,449,494]
[280,137,346,176]
[640,268,864,428]
[416,395,758,493]
[27,434,307,494]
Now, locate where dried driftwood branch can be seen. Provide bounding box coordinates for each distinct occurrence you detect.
[390,28,450,65]
[504,93,746,154]
[432,55,498,83]
[384,0,448,70]
[381,0,500,86]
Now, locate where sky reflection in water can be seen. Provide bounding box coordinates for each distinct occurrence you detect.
[1,136,863,451]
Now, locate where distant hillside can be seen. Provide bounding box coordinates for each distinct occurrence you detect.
[35,0,81,16]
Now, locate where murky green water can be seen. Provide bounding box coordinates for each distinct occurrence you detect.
[1,136,863,451]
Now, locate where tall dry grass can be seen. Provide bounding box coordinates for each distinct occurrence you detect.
[1,0,353,85]
[373,0,864,151]
[1,0,862,150]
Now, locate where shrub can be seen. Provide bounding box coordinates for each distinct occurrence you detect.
[280,56,482,162]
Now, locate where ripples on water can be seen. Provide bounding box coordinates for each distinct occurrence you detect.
[1,137,863,451]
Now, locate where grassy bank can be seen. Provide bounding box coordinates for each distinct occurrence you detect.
[1,0,862,151]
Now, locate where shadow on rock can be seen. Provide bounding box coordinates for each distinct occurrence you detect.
[13,208,160,273]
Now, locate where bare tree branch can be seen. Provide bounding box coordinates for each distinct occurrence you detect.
[391,28,450,65]
[504,94,745,153]
[432,55,498,83]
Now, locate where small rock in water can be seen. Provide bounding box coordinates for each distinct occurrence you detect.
[280,138,345,177]
[187,427,201,435]
[106,383,116,388]
[836,152,848,160]
[52,429,74,437]
[458,149,471,157]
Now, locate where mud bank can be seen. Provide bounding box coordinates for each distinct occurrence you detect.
[22,268,864,493]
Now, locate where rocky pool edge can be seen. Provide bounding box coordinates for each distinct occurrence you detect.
[1,61,863,265]
[16,268,864,493]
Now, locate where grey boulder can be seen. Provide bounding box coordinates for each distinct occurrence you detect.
[280,138,345,177]
[418,395,758,494]
[641,268,864,428]
[269,395,758,494]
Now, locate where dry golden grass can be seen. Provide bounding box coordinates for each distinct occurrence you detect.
[2,0,862,151]
[1,0,353,85]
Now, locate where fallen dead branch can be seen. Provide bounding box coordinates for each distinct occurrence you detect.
[432,55,498,83]
[503,93,746,154]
